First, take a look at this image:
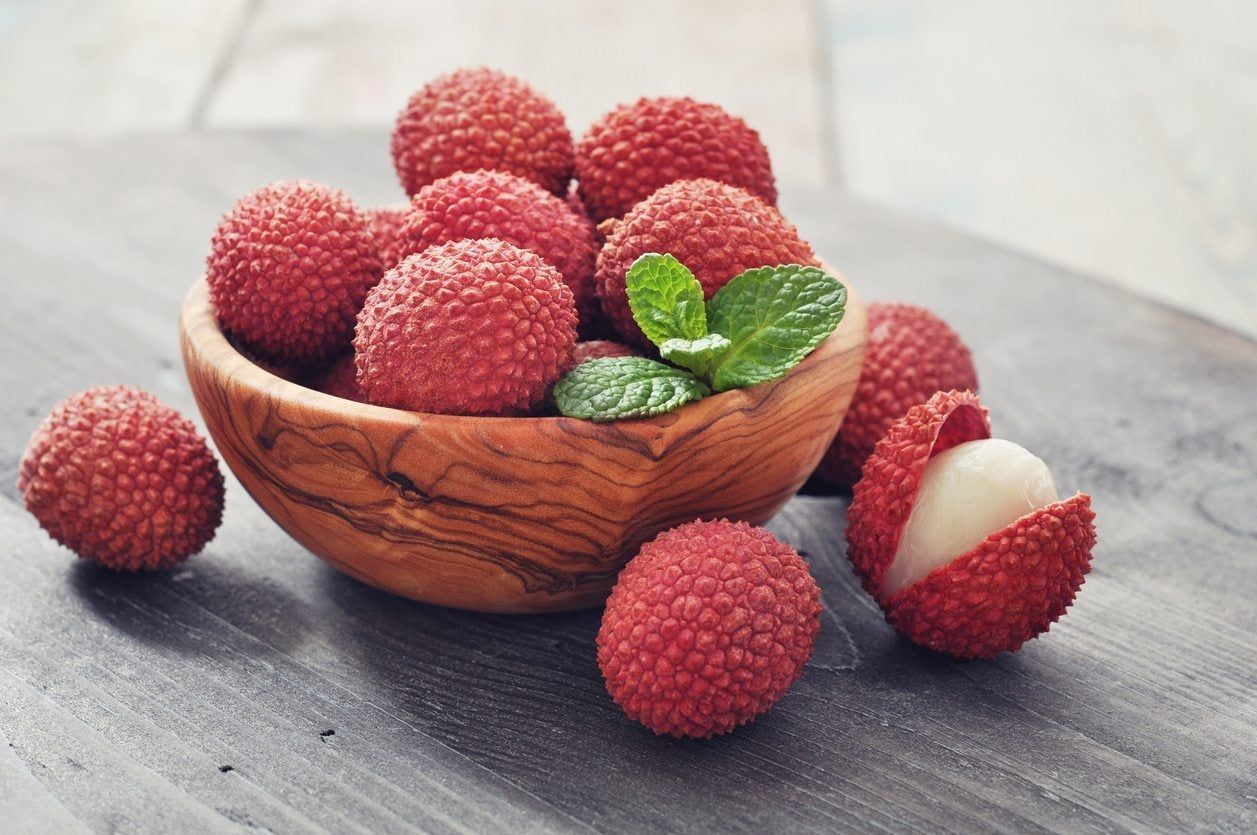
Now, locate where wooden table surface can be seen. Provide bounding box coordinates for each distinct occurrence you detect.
[1,131,1255,834]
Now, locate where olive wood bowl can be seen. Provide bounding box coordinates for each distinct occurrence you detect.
[179,269,867,613]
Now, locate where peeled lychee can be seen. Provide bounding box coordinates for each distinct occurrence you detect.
[309,352,365,404]
[392,68,573,197]
[18,387,225,571]
[364,204,410,271]
[596,178,817,346]
[846,390,1097,659]
[398,170,598,329]
[576,97,777,222]
[207,180,383,365]
[354,239,577,415]
[597,519,821,739]
[818,303,978,488]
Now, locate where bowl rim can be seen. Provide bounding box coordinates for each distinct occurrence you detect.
[179,266,856,436]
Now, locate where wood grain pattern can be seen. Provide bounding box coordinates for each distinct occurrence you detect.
[180,278,867,613]
[1,132,1255,833]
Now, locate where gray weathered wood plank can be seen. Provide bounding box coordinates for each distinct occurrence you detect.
[0,131,1254,833]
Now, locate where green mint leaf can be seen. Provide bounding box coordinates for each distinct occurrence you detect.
[706,265,847,392]
[554,357,710,422]
[658,333,733,378]
[626,253,708,347]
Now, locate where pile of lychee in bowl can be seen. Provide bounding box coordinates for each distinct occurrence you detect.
[19,68,1096,740]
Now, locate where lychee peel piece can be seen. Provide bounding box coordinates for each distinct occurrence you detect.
[846,389,991,599]
[883,494,1096,659]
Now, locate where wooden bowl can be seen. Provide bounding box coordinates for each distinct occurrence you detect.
[179,270,867,613]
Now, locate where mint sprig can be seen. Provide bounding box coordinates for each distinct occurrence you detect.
[706,265,847,391]
[554,254,846,421]
[552,357,709,422]
[659,333,732,379]
[626,253,707,346]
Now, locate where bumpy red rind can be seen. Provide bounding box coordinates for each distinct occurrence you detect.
[18,387,225,571]
[364,204,410,271]
[818,303,979,488]
[883,494,1096,659]
[391,68,573,196]
[565,339,636,373]
[597,519,821,739]
[206,180,383,365]
[354,239,577,416]
[846,389,1098,659]
[846,389,991,599]
[576,97,777,222]
[308,352,365,404]
[595,178,817,347]
[398,170,598,330]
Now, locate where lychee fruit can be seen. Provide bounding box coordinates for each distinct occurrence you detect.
[596,178,817,346]
[207,180,384,365]
[597,519,821,739]
[565,182,597,236]
[570,340,636,368]
[846,390,1097,659]
[398,170,599,330]
[576,97,776,222]
[18,387,225,571]
[309,352,365,403]
[817,303,978,488]
[391,68,574,197]
[364,204,410,270]
[354,239,577,415]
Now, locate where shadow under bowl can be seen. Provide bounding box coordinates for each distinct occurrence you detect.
[179,271,867,613]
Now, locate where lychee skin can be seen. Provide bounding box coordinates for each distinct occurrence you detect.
[576,97,777,222]
[884,495,1096,659]
[399,170,598,329]
[207,180,384,365]
[566,339,636,372]
[846,390,1097,659]
[309,352,365,404]
[818,303,978,488]
[391,68,574,197]
[364,204,410,271]
[596,178,817,346]
[354,239,577,415]
[18,387,225,571]
[597,519,821,739]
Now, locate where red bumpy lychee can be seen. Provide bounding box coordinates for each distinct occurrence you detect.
[206,180,383,365]
[845,390,1097,659]
[309,353,365,404]
[576,97,777,222]
[364,204,410,271]
[597,519,821,738]
[391,68,574,196]
[570,340,635,367]
[354,239,577,415]
[399,170,599,330]
[18,387,225,571]
[818,302,978,488]
[596,178,817,346]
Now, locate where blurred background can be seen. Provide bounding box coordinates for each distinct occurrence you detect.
[1,0,1254,337]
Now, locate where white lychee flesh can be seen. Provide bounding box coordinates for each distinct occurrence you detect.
[881,438,1058,598]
